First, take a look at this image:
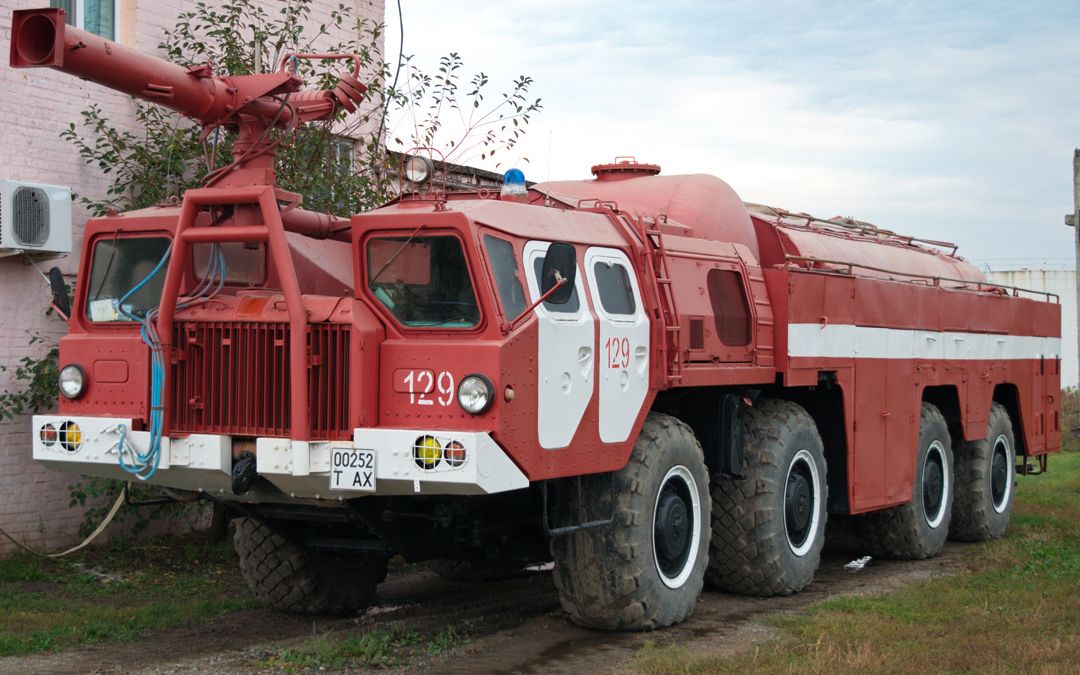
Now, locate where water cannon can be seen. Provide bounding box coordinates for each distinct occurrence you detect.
[9,7,373,441]
[9,7,366,189]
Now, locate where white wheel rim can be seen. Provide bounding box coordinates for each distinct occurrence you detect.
[652,464,702,590]
[923,440,950,528]
[991,434,1013,514]
[785,448,823,557]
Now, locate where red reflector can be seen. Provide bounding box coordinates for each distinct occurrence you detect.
[39,423,57,446]
[444,440,466,467]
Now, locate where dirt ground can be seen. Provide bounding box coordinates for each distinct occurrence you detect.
[0,538,965,674]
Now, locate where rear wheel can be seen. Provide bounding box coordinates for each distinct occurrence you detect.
[950,402,1016,541]
[707,399,827,596]
[855,402,954,559]
[234,517,387,614]
[550,413,710,631]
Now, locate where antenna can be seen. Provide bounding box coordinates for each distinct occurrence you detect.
[545,129,553,207]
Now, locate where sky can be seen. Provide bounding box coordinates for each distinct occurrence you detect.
[385,0,1080,268]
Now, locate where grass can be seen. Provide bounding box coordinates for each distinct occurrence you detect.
[632,450,1080,674]
[0,537,257,657]
[258,623,467,671]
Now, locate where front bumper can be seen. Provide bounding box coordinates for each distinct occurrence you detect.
[32,415,528,501]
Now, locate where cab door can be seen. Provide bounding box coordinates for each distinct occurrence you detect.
[584,247,650,443]
[523,241,595,449]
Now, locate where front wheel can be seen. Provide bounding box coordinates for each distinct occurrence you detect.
[550,413,710,631]
[233,517,387,614]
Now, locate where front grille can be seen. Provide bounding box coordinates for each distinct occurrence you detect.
[172,321,351,440]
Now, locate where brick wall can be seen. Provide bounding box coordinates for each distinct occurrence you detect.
[0,0,384,553]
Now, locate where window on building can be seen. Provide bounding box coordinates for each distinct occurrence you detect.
[332,138,355,172]
[50,0,118,41]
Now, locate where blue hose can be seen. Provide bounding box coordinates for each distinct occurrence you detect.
[115,243,226,480]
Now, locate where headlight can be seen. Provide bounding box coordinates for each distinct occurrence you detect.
[404,154,432,184]
[59,364,86,399]
[457,374,494,414]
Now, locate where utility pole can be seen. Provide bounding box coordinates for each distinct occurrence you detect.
[1065,150,1080,409]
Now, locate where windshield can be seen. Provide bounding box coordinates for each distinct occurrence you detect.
[86,236,170,322]
[366,235,480,328]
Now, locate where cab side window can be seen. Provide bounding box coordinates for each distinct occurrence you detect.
[484,235,527,320]
[593,260,636,316]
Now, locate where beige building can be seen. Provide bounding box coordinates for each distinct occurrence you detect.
[0,0,384,553]
[986,267,1077,388]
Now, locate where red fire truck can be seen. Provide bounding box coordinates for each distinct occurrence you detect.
[13,8,1060,630]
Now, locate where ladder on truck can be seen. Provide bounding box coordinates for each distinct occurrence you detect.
[633,215,683,386]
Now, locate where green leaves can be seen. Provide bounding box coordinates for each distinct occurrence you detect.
[61,0,545,217]
[0,332,59,423]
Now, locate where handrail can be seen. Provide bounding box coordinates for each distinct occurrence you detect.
[747,202,960,256]
[783,255,1060,303]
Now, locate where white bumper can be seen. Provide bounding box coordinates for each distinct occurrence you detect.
[31,415,528,500]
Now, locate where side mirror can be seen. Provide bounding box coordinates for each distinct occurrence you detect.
[539,242,577,305]
[48,266,71,321]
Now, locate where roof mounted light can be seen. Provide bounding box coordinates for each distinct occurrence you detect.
[404,154,433,184]
[500,168,528,201]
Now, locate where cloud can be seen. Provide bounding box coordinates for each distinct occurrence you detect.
[386,0,1080,263]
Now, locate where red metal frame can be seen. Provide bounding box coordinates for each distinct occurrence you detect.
[157,187,312,439]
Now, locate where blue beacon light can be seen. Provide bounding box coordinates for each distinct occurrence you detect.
[501,168,528,201]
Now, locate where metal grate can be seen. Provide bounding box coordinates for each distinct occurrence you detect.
[307,322,351,439]
[172,321,351,440]
[12,186,49,246]
[707,270,751,347]
[688,318,705,350]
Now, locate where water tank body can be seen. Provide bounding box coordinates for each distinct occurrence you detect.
[534,162,761,260]
[536,159,984,286]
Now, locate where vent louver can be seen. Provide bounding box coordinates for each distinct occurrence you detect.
[12,186,49,246]
[707,269,751,347]
[688,318,705,350]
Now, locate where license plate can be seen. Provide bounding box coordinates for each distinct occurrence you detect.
[330,448,376,492]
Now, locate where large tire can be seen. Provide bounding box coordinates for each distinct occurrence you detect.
[549,413,710,631]
[707,399,828,596]
[855,402,954,559]
[950,402,1016,541]
[233,517,387,614]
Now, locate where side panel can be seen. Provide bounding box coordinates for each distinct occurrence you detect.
[854,359,888,509]
[523,241,596,449]
[781,268,1062,514]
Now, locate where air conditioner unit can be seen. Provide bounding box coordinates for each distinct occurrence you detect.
[0,180,72,258]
